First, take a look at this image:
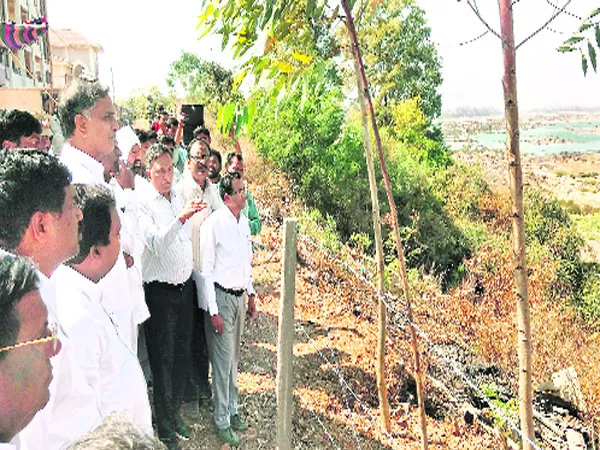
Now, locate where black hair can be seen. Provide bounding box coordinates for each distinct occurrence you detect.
[69,184,116,266]
[0,110,42,146]
[145,143,173,169]
[134,129,149,143]
[0,149,71,250]
[219,171,242,200]
[157,134,175,147]
[209,149,222,167]
[186,138,210,158]
[147,130,157,141]
[166,117,178,128]
[225,152,242,167]
[58,79,110,138]
[0,253,39,361]
[193,125,210,139]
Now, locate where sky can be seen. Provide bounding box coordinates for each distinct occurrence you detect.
[46,0,600,113]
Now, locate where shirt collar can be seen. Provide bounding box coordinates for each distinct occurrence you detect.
[61,143,105,184]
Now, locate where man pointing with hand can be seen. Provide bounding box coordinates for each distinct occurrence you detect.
[200,171,256,447]
[137,143,206,450]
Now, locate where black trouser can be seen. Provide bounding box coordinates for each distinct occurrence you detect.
[184,291,211,403]
[143,278,194,436]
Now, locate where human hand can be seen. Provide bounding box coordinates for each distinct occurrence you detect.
[116,161,135,190]
[247,294,257,320]
[211,314,224,335]
[178,198,207,223]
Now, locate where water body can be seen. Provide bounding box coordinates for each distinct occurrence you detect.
[451,120,600,154]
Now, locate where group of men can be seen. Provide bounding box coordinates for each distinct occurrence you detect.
[0,77,262,449]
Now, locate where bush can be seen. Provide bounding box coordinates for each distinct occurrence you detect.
[250,65,470,285]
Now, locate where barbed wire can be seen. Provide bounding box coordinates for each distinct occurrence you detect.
[516,0,574,49]
[544,0,583,21]
[296,322,395,441]
[298,230,546,450]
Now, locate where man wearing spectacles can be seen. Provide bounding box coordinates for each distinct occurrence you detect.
[200,172,257,447]
[225,152,261,236]
[0,149,102,449]
[174,139,222,418]
[0,254,61,448]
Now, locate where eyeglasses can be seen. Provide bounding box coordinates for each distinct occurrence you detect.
[189,154,209,162]
[0,322,59,355]
[233,187,246,196]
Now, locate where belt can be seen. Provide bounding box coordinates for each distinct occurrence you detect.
[146,277,192,292]
[215,283,245,297]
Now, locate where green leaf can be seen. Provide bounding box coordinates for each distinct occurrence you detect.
[557,45,576,53]
[589,41,597,72]
[579,22,594,33]
[306,0,316,18]
[581,51,589,76]
[587,8,600,19]
[565,36,585,45]
[596,25,600,49]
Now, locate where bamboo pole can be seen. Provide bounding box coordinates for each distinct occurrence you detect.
[497,1,535,449]
[341,0,428,447]
[353,55,390,431]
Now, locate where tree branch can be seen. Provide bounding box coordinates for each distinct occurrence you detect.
[465,0,502,40]
[516,0,573,49]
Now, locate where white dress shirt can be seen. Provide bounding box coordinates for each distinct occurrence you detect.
[19,272,102,450]
[138,187,194,285]
[200,205,255,316]
[59,143,105,184]
[53,265,152,435]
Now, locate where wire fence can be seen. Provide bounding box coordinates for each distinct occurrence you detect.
[297,231,546,450]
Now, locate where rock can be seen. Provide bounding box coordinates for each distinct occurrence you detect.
[552,367,584,411]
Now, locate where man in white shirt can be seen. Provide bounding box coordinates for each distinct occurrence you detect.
[137,143,207,450]
[0,254,61,447]
[0,149,102,449]
[58,80,148,355]
[174,139,222,416]
[201,172,257,447]
[53,184,152,435]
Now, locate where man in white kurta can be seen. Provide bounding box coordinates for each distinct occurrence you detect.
[58,80,148,353]
[52,184,152,434]
[0,149,102,449]
[174,139,222,413]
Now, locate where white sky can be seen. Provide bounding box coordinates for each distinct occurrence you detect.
[46,0,599,112]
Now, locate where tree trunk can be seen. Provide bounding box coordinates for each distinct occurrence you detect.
[341,0,428,447]
[353,56,390,431]
[497,1,535,448]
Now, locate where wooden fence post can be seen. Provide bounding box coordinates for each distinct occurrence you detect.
[276,218,298,450]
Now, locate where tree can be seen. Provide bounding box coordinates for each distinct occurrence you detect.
[116,86,175,124]
[166,51,238,113]
[358,3,442,125]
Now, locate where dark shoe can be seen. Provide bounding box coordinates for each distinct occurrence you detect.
[173,416,190,440]
[157,419,176,441]
[231,414,248,432]
[217,427,241,446]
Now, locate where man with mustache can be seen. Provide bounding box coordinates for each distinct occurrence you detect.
[0,253,61,448]
[138,143,207,450]
[174,139,222,417]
